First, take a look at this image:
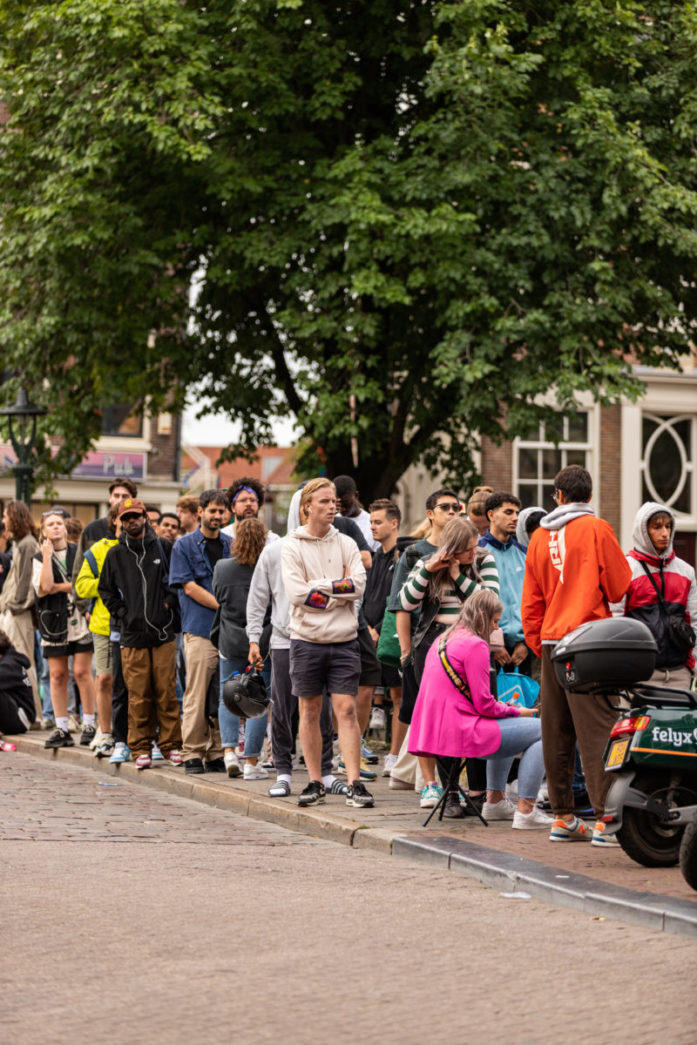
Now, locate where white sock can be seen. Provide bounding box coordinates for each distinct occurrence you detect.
[82,714,95,728]
[56,717,69,732]
[322,774,337,788]
[275,774,291,785]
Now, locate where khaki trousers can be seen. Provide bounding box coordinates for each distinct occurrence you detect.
[181,633,222,763]
[120,642,182,757]
[389,727,425,791]
[0,609,40,718]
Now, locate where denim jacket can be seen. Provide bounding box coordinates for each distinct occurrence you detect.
[169,528,231,638]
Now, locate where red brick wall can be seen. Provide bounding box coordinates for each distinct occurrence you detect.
[149,414,180,482]
[599,404,621,535]
[479,435,513,492]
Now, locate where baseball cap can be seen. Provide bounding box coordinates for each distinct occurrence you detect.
[117,498,147,519]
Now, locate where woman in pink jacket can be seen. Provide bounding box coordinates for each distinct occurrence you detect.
[409,589,551,829]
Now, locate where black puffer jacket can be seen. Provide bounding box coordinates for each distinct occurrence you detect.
[0,646,36,727]
[98,528,179,648]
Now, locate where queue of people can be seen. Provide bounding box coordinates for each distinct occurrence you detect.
[0,465,695,853]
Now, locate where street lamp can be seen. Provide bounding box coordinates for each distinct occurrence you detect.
[0,387,47,503]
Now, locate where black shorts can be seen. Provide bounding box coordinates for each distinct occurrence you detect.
[381,663,401,689]
[358,627,382,687]
[43,637,94,659]
[289,638,361,698]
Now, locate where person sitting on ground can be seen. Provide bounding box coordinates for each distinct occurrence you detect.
[408,589,552,829]
[0,628,36,737]
[612,501,697,689]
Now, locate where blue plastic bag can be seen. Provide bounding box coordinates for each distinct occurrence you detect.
[496,666,539,708]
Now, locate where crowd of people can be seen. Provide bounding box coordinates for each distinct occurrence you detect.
[0,465,695,847]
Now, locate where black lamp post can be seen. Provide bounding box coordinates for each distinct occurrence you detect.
[0,387,47,503]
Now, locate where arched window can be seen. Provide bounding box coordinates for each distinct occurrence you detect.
[641,413,693,514]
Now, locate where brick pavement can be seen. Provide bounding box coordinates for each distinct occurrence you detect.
[3,751,697,1045]
[9,730,697,906]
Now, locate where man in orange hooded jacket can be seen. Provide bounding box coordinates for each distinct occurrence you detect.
[522,465,631,847]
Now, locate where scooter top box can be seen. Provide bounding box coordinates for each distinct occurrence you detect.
[551,618,656,693]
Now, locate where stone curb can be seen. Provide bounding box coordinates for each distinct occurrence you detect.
[12,734,697,937]
[392,835,697,938]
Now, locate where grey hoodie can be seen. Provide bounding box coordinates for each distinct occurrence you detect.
[540,502,595,531]
[631,501,675,560]
[515,506,545,548]
[281,525,366,643]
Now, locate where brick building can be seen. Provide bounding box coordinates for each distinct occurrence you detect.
[394,362,697,566]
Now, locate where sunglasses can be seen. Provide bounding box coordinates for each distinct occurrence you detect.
[121,513,144,522]
[434,502,461,513]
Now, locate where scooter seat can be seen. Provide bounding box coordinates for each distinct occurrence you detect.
[631,683,697,709]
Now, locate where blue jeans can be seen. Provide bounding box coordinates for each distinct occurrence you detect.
[218,655,270,758]
[485,717,545,800]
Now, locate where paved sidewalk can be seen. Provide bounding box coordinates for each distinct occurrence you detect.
[7,728,697,936]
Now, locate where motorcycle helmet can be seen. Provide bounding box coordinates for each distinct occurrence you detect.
[222,670,270,719]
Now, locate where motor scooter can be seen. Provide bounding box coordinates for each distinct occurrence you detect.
[552,618,697,869]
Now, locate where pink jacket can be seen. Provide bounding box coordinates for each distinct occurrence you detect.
[408,629,519,759]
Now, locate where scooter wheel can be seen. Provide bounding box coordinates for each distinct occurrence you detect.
[679,812,697,891]
[617,806,683,867]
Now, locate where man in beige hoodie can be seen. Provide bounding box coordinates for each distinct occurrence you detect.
[281,478,371,808]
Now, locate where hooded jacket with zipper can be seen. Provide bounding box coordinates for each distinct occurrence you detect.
[478,530,527,643]
[75,536,118,637]
[611,501,697,670]
[522,502,631,657]
[98,527,178,648]
[281,525,366,644]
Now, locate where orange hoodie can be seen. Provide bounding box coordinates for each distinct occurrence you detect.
[522,513,631,656]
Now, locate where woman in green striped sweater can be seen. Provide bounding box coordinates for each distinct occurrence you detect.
[398,515,499,809]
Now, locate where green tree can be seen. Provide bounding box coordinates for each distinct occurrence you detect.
[1,1,697,498]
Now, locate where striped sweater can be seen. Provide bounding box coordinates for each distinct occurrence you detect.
[399,551,499,624]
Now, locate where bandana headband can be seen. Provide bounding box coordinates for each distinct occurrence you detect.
[231,485,259,505]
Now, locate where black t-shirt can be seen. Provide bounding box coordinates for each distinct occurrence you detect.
[204,536,225,571]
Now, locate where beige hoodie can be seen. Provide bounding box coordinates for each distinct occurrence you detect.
[281,525,366,643]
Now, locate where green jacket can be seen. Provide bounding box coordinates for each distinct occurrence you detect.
[75,537,117,637]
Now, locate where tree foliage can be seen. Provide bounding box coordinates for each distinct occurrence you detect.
[1,0,697,497]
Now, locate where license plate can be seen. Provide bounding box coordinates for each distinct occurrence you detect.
[607,738,630,768]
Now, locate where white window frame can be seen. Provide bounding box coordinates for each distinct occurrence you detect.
[512,402,598,511]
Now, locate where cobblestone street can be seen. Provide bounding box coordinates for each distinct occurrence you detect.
[2,752,695,1045]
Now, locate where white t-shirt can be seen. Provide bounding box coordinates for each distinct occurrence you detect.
[221,523,280,545]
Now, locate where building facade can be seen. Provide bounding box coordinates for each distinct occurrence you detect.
[0,407,182,526]
[394,362,697,566]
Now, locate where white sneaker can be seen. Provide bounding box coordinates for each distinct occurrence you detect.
[89,727,103,750]
[482,796,517,821]
[369,707,386,731]
[382,753,398,777]
[224,750,242,778]
[94,734,115,759]
[243,762,269,780]
[512,807,554,830]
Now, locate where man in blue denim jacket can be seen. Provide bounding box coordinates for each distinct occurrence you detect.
[169,489,231,774]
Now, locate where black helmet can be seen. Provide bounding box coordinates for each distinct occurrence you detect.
[222,670,270,719]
